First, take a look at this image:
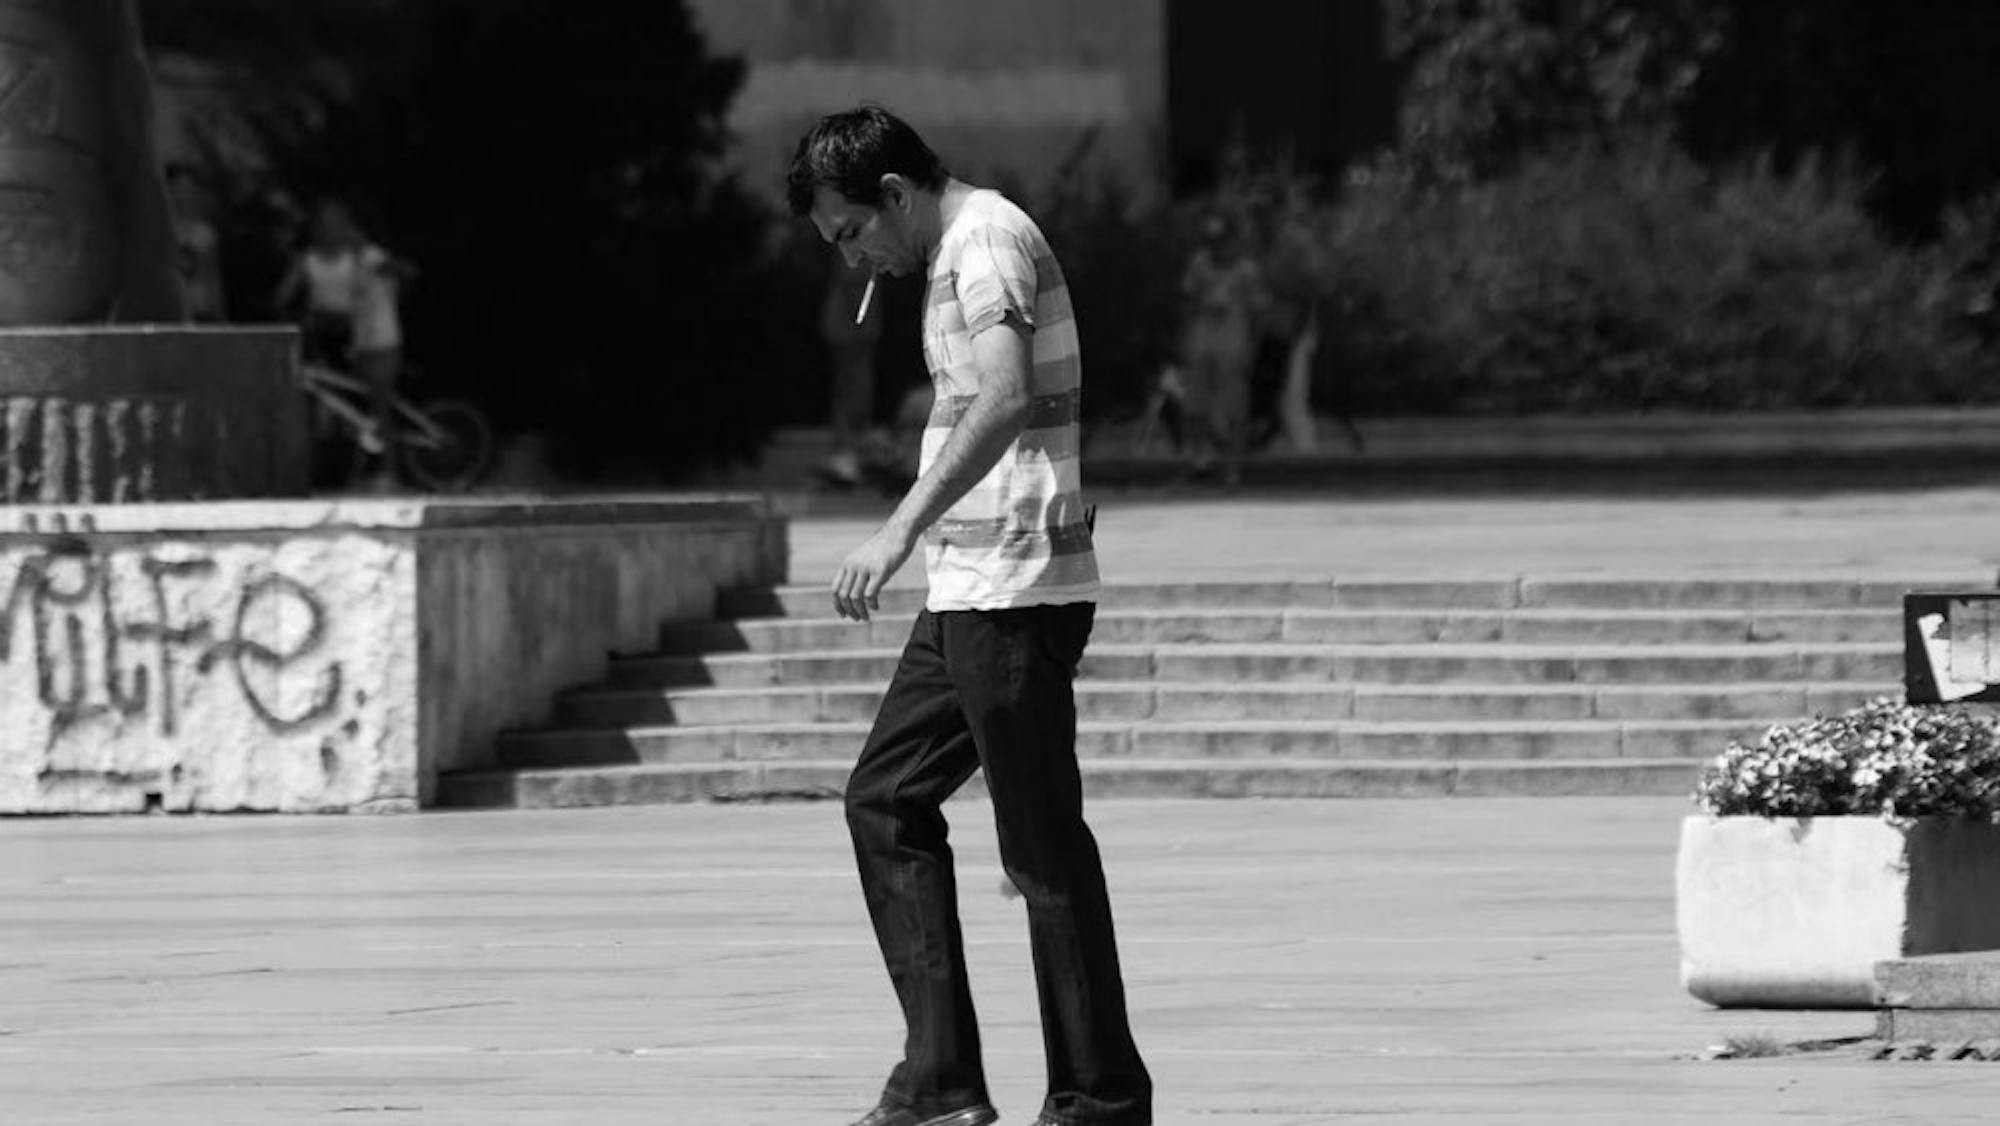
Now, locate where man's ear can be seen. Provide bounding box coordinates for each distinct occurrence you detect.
[879,174,912,213]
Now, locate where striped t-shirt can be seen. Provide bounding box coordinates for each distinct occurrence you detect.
[919,190,1099,611]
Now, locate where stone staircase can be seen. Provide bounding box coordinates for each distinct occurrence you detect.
[435,576,1919,809]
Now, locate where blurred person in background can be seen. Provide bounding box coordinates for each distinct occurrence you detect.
[165,163,227,323]
[1176,210,1265,485]
[275,197,417,491]
[817,261,886,488]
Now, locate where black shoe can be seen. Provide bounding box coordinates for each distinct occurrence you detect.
[848,1104,999,1126]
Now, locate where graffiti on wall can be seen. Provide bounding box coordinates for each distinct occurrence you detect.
[0,529,344,737]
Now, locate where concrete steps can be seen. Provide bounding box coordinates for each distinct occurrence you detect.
[437,576,1921,809]
[492,718,1781,768]
[658,607,1898,653]
[441,757,1709,809]
[713,578,1918,617]
[555,681,1884,727]
[600,643,1900,690]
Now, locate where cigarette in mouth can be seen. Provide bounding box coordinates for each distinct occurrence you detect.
[855,273,876,325]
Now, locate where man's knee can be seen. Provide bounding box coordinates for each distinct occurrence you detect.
[844,764,883,825]
[844,757,918,828]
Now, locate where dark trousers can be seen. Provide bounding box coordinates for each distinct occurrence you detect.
[353,346,401,473]
[845,603,1152,1125]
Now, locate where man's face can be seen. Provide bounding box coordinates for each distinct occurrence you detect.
[809,183,919,277]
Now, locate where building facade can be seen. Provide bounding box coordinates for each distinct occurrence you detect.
[688,0,1396,204]
[686,0,1168,201]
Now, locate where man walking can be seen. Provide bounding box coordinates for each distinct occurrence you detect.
[787,107,1152,1126]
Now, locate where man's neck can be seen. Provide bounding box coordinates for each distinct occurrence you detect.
[921,178,976,264]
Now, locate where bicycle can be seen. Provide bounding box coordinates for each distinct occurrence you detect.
[299,359,497,494]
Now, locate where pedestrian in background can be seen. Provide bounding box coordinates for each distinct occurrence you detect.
[818,260,885,487]
[1177,211,1265,485]
[165,163,227,323]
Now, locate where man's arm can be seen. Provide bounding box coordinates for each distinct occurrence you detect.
[830,315,1033,620]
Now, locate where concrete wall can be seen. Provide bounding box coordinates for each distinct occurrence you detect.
[0,497,785,814]
[689,0,1167,201]
[413,502,788,792]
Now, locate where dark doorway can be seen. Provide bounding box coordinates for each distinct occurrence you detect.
[1167,0,1397,194]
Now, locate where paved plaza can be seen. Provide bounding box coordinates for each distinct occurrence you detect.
[785,485,2000,588]
[8,796,1997,1125]
[10,485,2000,1123]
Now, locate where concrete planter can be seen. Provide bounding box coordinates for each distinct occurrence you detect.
[1677,814,2000,1008]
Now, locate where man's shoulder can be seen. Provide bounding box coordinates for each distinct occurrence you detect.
[949,191,1048,248]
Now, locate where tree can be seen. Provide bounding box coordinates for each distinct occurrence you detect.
[143,0,794,481]
[1682,0,2000,238]
[391,0,777,479]
[1388,0,1725,183]
[1384,0,2000,235]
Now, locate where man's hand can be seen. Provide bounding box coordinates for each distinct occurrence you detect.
[832,520,918,621]
[827,310,1033,623]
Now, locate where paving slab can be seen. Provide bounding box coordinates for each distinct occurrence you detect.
[9,796,2000,1124]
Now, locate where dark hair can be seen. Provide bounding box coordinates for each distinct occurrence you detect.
[786,105,948,216]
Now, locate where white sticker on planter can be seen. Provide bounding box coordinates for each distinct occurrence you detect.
[1677,814,2000,1008]
[1917,612,1987,701]
[1947,599,2000,684]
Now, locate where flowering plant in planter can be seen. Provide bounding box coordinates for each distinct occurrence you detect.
[1695,697,2000,820]
[1682,697,2000,1007]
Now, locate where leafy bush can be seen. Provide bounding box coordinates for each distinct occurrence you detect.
[1031,144,1333,424]
[1390,0,1725,184]
[1316,137,2000,415]
[1696,698,2000,820]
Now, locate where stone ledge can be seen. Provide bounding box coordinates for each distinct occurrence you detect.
[1876,1009,2000,1043]
[1874,950,2000,1042]
[1877,951,2000,1010]
[0,493,775,536]
[0,496,787,814]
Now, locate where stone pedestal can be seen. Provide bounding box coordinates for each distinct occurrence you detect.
[1875,951,2000,1042]
[0,326,307,502]
[0,495,787,813]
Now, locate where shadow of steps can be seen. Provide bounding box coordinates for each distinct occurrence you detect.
[556,681,1888,727]
[604,643,1902,690]
[493,717,1788,769]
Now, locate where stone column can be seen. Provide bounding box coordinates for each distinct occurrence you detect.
[0,1,304,502]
